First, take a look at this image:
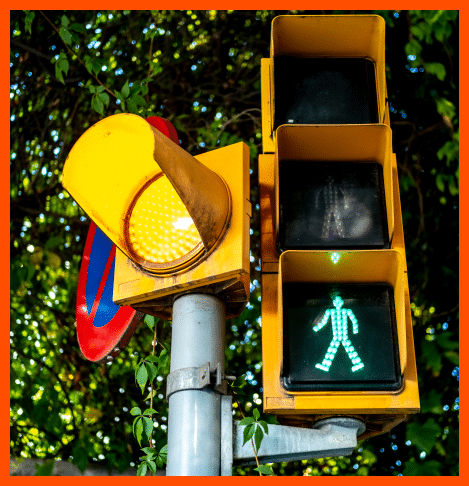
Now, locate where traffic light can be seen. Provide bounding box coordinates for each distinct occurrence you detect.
[63,113,251,320]
[259,15,419,440]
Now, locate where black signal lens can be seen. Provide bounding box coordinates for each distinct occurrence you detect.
[278,161,389,251]
[274,57,379,127]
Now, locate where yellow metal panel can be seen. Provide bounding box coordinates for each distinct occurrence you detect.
[260,58,275,154]
[390,153,406,257]
[275,124,394,242]
[62,114,161,253]
[113,142,251,314]
[271,15,385,59]
[258,154,278,271]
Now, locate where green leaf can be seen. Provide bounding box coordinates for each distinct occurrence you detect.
[44,236,63,250]
[159,444,168,458]
[420,389,443,414]
[145,354,159,363]
[133,417,144,446]
[158,350,170,374]
[144,389,158,401]
[59,26,72,45]
[406,418,442,454]
[121,80,130,98]
[258,420,269,434]
[92,95,104,115]
[405,39,422,59]
[70,22,86,33]
[34,459,55,476]
[142,416,154,440]
[239,416,255,426]
[84,56,94,74]
[127,99,138,114]
[421,339,442,374]
[437,140,459,165]
[436,332,459,350]
[130,94,147,107]
[230,386,246,396]
[145,314,155,330]
[254,424,264,452]
[254,465,274,475]
[147,460,157,474]
[253,408,260,421]
[71,444,88,473]
[425,62,446,81]
[403,459,442,476]
[143,408,157,416]
[55,63,64,84]
[24,11,35,34]
[57,55,69,75]
[129,84,143,96]
[130,407,142,416]
[447,175,458,196]
[61,15,69,27]
[136,363,149,393]
[444,350,459,365]
[92,59,103,76]
[435,97,456,119]
[145,362,158,384]
[137,462,147,476]
[410,24,424,41]
[97,92,110,108]
[436,173,445,192]
[142,447,156,457]
[232,376,245,387]
[242,424,255,445]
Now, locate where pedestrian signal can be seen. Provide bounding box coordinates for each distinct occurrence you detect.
[259,14,419,440]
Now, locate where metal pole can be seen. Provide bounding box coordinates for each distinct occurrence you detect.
[166,293,226,476]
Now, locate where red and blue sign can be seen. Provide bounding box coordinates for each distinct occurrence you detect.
[77,221,144,362]
[76,116,179,362]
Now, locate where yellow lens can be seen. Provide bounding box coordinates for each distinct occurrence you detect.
[127,175,203,268]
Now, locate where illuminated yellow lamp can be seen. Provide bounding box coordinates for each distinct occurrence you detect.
[125,174,204,271]
[62,113,231,275]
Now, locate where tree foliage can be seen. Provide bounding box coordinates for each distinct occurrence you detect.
[10,10,458,475]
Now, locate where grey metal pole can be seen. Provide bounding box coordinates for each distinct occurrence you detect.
[166,293,226,476]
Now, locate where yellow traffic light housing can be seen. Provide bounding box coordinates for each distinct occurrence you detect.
[63,113,251,319]
[261,14,389,154]
[275,124,395,250]
[259,15,419,440]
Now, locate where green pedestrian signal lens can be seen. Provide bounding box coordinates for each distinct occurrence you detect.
[312,295,365,373]
[282,283,402,392]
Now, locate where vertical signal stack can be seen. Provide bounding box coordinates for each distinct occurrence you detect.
[259,15,419,440]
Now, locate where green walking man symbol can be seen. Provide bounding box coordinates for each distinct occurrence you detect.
[313,295,364,372]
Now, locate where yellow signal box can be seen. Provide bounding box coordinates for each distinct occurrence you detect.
[63,113,251,319]
[261,14,390,154]
[259,15,419,440]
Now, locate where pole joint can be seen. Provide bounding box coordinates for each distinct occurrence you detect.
[166,361,235,400]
